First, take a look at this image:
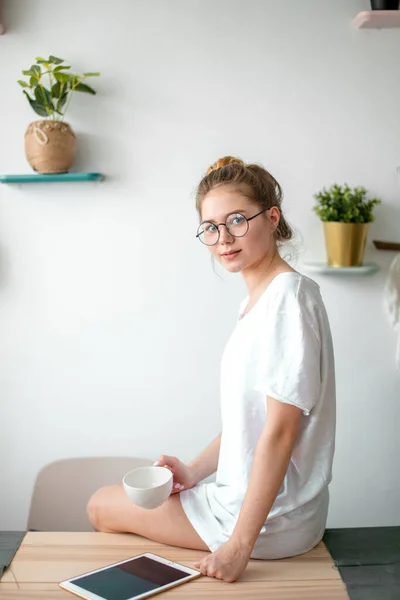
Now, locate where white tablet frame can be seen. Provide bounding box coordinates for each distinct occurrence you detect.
[59,552,201,600]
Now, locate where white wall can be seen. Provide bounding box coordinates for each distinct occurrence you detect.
[0,0,399,531]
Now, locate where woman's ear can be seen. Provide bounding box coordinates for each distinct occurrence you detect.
[269,206,281,231]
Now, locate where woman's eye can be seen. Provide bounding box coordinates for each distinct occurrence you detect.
[205,223,217,233]
[232,215,245,225]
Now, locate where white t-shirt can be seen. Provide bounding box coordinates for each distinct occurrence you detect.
[181,272,336,559]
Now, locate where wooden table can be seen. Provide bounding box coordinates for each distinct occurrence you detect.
[0,531,348,599]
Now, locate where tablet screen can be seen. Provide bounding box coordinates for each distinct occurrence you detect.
[69,556,190,600]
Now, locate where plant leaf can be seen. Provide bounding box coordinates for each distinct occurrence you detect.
[22,69,35,76]
[23,90,33,102]
[18,80,29,88]
[56,92,68,113]
[54,65,71,72]
[31,65,42,77]
[34,85,52,109]
[31,102,50,117]
[74,82,96,95]
[35,56,46,62]
[49,55,64,64]
[54,71,71,83]
[23,91,48,117]
[51,82,62,98]
[83,72,100,77]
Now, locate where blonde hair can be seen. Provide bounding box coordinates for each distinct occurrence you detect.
[196,156,293,243]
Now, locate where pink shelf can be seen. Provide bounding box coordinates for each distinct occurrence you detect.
[353,10,400,29]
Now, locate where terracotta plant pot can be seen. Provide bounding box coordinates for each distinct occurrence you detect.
[25,120,76,174]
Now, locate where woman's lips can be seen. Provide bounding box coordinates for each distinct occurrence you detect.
[221,250,241,260]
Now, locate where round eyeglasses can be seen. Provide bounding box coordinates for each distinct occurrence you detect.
[196,209,268,246]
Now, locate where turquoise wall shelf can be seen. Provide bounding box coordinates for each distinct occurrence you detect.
[0,173,104,184]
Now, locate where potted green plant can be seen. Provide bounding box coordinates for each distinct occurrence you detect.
[313,184,381,267]
[18,55,100,174]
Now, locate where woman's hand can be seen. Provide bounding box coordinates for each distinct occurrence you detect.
[154,455,196,494]
[193,539,251,583]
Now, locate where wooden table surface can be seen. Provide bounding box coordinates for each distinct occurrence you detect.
[0,531,349,599]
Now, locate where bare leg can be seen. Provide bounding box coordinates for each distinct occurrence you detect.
[87,485,209,551]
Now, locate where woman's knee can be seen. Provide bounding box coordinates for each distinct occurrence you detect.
[87,485,119,532]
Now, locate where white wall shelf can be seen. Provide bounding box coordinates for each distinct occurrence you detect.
[353,10,400,29]
[302,261,380,276]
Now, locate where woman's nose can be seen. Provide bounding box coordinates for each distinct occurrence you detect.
[219,224,234,244]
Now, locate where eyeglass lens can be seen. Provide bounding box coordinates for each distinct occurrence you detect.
[197,213,249,246]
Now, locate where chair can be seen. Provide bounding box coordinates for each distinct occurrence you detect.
[27,456,153,531]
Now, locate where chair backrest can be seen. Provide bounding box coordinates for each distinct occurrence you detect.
[27,456,153,531]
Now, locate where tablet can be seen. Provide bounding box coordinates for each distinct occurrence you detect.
[59,552,201,600]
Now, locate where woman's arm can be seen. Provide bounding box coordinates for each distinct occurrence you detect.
[194,398,302,581]
[231,397,302,551]
[155,432,221,493]
[188,432,221,485]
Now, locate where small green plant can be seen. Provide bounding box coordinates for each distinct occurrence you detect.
[18,55,100,121]
[313,184,381,223]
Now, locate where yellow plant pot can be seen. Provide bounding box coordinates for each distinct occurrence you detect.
[323,222,369,267]
[25,120,76,174]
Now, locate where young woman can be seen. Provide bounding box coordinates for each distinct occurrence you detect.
[87,156,336,583]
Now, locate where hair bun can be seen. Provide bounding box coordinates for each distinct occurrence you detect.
[206,156,245,175]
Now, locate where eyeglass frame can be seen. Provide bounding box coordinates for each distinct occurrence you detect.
[196,208,270,246]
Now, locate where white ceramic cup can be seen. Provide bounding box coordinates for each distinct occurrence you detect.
[122,466,173,510]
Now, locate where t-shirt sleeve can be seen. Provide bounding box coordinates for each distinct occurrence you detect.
[254,288,321,416]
